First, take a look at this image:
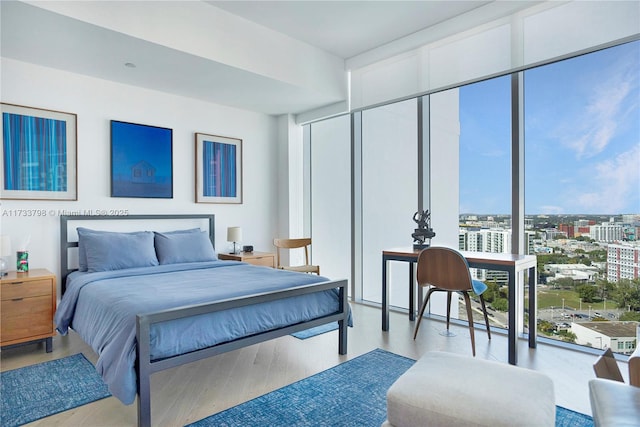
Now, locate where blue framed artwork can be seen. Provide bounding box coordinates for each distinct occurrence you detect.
[195,133,242,204]
[1,103,77,200]
[111,120,173,198]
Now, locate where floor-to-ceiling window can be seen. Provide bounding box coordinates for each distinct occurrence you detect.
[524,40,640,355]
[361,99,418,307]
[305,39,639,355]
[306,115,352,290]
[454,74,513,327]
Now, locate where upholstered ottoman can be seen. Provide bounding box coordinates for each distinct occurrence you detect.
[589,378,640,427]
[383,351,555,427]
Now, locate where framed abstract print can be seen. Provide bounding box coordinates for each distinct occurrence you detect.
[195,133,242,204]
[1,103,77,200]
[111,120,173,198]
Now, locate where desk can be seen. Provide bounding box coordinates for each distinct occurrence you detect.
[382,247,537,365]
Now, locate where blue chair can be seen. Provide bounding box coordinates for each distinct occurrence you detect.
[413,247,491,356]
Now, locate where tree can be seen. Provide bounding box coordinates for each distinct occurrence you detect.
[611,278,640,311]
[577,284,597,302]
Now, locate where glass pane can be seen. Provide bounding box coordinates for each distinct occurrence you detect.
[310,116,352,291]
[455,75,512,327]
[525,41,640,355]
[361,99,418,307]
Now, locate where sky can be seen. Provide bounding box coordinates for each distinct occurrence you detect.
[459,40,640,216]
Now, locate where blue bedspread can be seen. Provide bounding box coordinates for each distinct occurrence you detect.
[54,261,347,404]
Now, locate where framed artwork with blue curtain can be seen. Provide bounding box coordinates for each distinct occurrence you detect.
[1,103,77,200]
[195,133,242,204]
[111,120,173,198]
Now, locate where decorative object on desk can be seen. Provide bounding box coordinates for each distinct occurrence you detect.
[16,251,28,273]
[242,245,253,253]
[1,103,77,200]
[227,226,242,254]
[411,209,436,249]
[195,133,242,204]
[0,235,10,275]
[110,120,173,198]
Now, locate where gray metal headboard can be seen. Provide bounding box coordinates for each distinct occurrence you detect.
[60,214,215,293]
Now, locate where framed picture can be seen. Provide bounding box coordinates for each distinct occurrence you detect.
[111,120,173,198]
[1,103,77,200]
[195,133,242,204]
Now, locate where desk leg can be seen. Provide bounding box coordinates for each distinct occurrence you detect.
[382,256,389,331]
[508,267,517,365]
[528,266,537,348]
[409,263,415,321]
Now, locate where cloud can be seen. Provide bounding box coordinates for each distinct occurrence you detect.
[574,144,640,213]
[561,57,637,160]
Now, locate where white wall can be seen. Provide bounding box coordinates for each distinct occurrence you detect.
[0,58,279,294]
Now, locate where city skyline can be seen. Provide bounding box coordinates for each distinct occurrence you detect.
[459,40,640,216]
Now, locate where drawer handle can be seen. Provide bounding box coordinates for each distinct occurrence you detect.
[11,282,24,285]
[12,298,24,301]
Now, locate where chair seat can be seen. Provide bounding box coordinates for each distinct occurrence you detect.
[471,279,487,295]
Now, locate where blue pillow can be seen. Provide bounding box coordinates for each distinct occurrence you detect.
[83,231,159,272]
[77,227,153,271]
[154,230,217,265]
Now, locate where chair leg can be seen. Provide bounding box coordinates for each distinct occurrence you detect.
[479,294,492,339]
[413,288,435,339]
[462,292,476,357]
[446,291,452,332]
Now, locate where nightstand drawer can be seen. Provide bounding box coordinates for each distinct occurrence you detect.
[249,256,275,267]
[1,279,52,300]
[1,295,54,342]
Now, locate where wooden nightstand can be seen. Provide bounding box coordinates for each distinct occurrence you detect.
[218,251,276,268]
[1,268,56,352]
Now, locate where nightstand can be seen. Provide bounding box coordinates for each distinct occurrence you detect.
[218,251,276,268]
[1,268,56,352]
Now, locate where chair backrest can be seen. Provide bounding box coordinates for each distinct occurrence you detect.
[416,247,473,292]
[273,238,312,268]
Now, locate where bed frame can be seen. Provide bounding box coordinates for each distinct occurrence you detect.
[60,214,348,427]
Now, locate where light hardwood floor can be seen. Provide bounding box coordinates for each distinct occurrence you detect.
[1,302,619,426]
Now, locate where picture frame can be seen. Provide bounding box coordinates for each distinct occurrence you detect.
[195,133,242,204]
[111,120,173,199]
[1,103,78,200]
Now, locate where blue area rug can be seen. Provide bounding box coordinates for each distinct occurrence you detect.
[188,348,593,427]
[1,353,111,427]
[291,322,338,339]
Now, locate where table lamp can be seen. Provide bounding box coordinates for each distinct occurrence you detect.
[0,235,11,276]
[227,227,242,254]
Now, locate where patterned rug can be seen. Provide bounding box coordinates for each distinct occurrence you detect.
[291,322,338,339]
[1,353,111,427]
[188,348,593,427]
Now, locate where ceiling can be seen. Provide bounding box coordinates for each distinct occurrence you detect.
[208,1,492,59]
[1,1,538,116]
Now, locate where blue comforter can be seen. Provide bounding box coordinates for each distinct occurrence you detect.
[54,261,346,404]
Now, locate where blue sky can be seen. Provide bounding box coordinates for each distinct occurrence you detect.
[459,40,639,215]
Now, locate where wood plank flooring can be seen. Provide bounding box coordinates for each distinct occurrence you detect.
[1,302,617,426]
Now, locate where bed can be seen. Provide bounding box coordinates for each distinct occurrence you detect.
[55,214,349,427]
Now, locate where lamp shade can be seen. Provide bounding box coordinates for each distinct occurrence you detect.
[227,227,242,242]
[0,235,11,256]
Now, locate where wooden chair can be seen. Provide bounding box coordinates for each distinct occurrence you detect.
[273,238,320,275]
[413,246,491,356]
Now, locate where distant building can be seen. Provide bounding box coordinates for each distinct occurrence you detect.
[571,321,638,355]
[607,243,640,282]
[545,263,599,284]
[591,223,624,242]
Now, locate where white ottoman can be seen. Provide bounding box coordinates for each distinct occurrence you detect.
[589,378,640,427]
[384,351,555,427]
